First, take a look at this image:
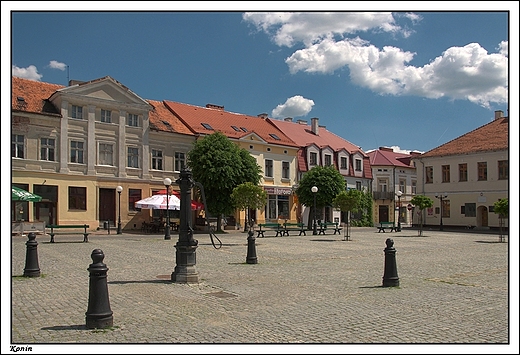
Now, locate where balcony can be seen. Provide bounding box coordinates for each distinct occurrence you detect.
[373,191,395,200]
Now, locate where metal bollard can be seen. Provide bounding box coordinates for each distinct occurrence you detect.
[85,249,113,329]
[246,229,258,264]
[382,238,399,287]
[23,232,41,277]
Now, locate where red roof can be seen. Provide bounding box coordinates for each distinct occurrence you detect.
[367,148,415,168]
[147,100,193,135]
[12,76,64,115]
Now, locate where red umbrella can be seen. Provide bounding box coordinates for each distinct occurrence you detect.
[155,190,204,210]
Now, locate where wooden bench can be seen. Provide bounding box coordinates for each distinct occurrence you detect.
[256,223,283,238]
[377,222,396,233]
[46,224,90,243]
[282,222,306,236]
[318,222,342,235]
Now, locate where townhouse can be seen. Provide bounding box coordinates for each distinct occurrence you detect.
[412,111,509,230]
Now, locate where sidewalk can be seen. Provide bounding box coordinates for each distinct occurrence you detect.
[7,226,516,352]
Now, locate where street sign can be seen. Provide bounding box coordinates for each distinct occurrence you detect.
[407,204,413,211]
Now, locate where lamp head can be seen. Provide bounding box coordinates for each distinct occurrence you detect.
[163,177,172,186]
[311,186,318,193]
[396,190,403,197]
[116,185,123,193]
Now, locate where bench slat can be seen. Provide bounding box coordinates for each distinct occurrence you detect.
[46,224,90,243]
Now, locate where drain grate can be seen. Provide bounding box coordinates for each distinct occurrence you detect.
[206,291,237,298]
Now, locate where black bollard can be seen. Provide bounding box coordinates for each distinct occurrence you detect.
[23,232,41,277]
[382,238,399,287]
[246,229,258,264]
[85,249,113,329]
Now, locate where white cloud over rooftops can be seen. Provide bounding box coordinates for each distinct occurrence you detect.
[271,95,315,119]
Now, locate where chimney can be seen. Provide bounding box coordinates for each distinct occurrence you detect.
[258,113,268,119]
[494,110,504,120]
[206,103,224,110]
[311,117,319,135]
[410,151,422,156]
[380,147,394,152]
[284,117,293,122]
[297,120,307,125]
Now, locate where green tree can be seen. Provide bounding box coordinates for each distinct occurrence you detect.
[493,198,508,242]
[231,182,267,232]
[187,132,262,232]
[295,165,345,229]
[332,188,363,240]
[410,195,434,236]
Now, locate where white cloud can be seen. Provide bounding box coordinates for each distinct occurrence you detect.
[244,12,508,108]
[12,65,42,81]
[271,95,315,119]
[48,60,67,71]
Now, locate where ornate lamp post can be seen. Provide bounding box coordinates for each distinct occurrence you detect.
[164,177,172,240]
[312,186,318,235]
[435,193,447,231]
[116,186,123,234]
[396,190,403,232]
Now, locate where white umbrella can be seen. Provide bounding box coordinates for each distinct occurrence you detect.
[135,194,181,210]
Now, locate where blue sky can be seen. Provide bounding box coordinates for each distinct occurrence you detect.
[4,3,518,155]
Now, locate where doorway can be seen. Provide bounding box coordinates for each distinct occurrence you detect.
[99,188,116,227]
[379,205,389,223]
[477,206,489,227]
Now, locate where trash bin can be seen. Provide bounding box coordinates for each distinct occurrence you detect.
[103,221,109,230]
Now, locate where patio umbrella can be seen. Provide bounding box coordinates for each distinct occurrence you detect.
[155,190,204,210]
[134,194,181,210]
[12,186,42,202]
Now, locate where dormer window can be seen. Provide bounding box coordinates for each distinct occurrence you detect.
[202,123,214,130]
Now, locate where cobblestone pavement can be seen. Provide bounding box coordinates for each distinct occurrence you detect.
[6,227,518,353]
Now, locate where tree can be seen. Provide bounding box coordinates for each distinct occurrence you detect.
[187,132,262,232]
[410,195,434,237]
[295,165,345,229]
[332,188,363,240]
[231,182,267,232]
[493,198,508,242]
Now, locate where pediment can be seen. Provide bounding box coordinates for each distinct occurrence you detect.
[240,132,266,143]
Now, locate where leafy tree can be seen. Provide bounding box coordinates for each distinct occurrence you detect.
[231,182,267,232]
[350,189,373,227]
[493,198,508,242]
[332,188,363,239]
[410,195,434,236]
[187,132,262,232]
[295,165,345,229]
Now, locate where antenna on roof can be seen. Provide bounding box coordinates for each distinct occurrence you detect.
[67,65,70,85]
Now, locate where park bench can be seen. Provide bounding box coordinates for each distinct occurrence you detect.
[46,224,90,243]
[282,222,306,236]
[256,223,283,238]
[318,222,342,235]
[377,222,396,233]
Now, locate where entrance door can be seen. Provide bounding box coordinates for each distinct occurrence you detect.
[478,206,489,227]
[35,201,56,226]
[379,205,389,223]
[99,188,116,227]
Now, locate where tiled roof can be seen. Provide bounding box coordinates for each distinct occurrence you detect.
[267,118,365,156]
[420,117,509,158]
[147,100,194,135]
[367,148,415,168]
[163,101,298,147]
[12,76,64,115]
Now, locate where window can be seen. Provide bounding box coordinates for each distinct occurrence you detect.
[129,189,142,211]
[127,113,139,127]
[265,159,273,178]
[40,138,55,161]
[463,203,476,217]
[425,166,433,183]
[340,157,347,169]
[240,127,248,132]
[175,152,186,171]
[356,181,362,190]
[459,163,468,182]
[310,152,317,166]
[478,162,487,181]
[498,160,508,180]
[269,133,281,140]
[411,181,417,194]
[127,147,139,168]
[71,105,83,119]
[282,161,290,179]
[98,143,113,166]
[231,126,240,131]
[442,165,450,183]
[399,180,406,194]
[378,179,388,192]
[324,154,332,166]
[70,141,84,163]
[201,123,213,130]
[151,149,163,170]
[12,134,24,158]
[355,159,362,171]
[100,109,112,123]
[68,186,86,210]
[266,194,289,220]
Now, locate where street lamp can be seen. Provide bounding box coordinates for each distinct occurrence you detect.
[311,186,318,235]
[396,190,403,232]
[116,186,123,234]
[164,177,172,240]
[435,193,448,231]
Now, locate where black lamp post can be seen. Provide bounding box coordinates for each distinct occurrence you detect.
[435,193,447,231]
[312,186,318,235]
[164,177,172,240]
[396,190,402,232]
[116,186,123,234]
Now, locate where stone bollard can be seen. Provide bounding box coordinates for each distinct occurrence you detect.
[85,249,113,329]
[23,232,41,277]
[246,229,258,264]
[382,238,399,287]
